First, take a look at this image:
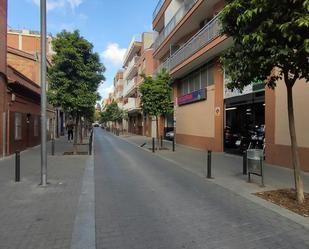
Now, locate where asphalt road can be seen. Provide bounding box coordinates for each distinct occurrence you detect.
[94,129,309,249]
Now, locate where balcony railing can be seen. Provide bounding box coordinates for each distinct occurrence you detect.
[123,56,139,80]
[123,97,140,111]
[153,0,164,21]
[123,77,138,97]
[155,14,221,74]
[153,0,198,51]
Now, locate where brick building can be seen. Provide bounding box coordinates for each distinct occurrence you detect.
[7,28,54,57]
[0,0,57,156]
[6,65,41,154]
[152,0,309,171]
[0,0,7,157]
[7,29,59,139]
[122,32,157,136]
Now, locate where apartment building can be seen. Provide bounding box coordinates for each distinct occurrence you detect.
[122,32,157,136]
[113,70,124,129]
[113,70,124,107]
[152,0,309,171]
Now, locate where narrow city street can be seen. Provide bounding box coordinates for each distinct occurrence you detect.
[94,129,309,249]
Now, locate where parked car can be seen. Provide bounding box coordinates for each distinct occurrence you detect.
[93,122,100,127]
[165,131,174,140]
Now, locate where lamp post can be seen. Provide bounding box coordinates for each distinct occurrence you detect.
[40,0,47,186]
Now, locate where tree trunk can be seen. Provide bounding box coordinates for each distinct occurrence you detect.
[156,116,159,150]
[286,84,304,204]
[73,117,79,155]
[79,117,83,144]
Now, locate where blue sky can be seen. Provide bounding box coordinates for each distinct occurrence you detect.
[8,0,158,101]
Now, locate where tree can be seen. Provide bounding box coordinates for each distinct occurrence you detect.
[48,30,105,153]
[94,109,101,122]
[139,69,173,148]
[220,0,309,203]
[100,101,124,128]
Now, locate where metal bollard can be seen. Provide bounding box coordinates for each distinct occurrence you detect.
[89,139,92,155]
[89,133,93,155]
[160,136,163,148]
[51,139,55,156]
[172,137,175,152]
[15,151,20,182]
[152,138,155,153]
[207,150,212,179]
[243,151,247,175]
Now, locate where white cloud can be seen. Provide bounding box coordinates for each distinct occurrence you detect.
[101,43,126,66]
[67,0,82,9]
[98,83,114,100]
[31,0,83,11]
[98,84,114,100]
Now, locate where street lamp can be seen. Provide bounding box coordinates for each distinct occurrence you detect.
[40,0,47,186]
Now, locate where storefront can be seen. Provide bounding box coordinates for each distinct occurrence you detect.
[224,80,265,154]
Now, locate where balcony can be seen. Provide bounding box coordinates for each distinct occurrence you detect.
[153,0,198,51]
[123,77,138,97]
[153,0,164,21]
[123,97,141,112]
[123,56,139,80]
[155,14,221,74]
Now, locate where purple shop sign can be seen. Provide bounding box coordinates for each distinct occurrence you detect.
[178,88,207,106]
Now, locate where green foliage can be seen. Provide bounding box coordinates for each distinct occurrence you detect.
[139,69,173,117]
[100,101,124,123]
[94,109,101,122]
[220,0,309,89]
[47,30,105,120]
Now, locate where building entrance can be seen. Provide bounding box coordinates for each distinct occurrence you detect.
[224,91,265,154]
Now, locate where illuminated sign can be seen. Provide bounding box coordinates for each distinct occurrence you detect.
[178,89,207,106]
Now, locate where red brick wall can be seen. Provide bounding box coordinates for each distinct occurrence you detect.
[7,50,40,84]
[7,33,53,55]
[0,0,7,157]
[0,0,7,73]
[7,33,18,49]
[7,92,41,154]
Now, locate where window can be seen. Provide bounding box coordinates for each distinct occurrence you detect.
[34,116,39,137]
[207,64,214,86]
[179,62,215,96]
[15,113,22,140]
[201,66,207,89]
[201,64,214,87]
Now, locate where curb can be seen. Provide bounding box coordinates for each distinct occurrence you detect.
[70,152,95,249]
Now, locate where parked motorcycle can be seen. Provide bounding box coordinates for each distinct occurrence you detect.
[248,125,265,149]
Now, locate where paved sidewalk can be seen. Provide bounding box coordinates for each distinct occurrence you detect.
[121,134,309,191]
[119,133,309,227]
[0,136,90,249]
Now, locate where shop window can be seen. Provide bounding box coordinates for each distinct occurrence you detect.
[34,116,39,137]
[193,72,200,91]
[15,113,22,140]
[189,76,195,93]
[201,64,214,87]
[180,63,215,96]
[207,64,214,86]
